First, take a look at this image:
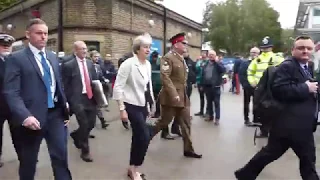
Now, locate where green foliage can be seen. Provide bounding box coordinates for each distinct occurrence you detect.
[0,0,18,11]
[203,0,284,54]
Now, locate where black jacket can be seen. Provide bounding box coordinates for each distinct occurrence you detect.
[185,57,196,84]
[239,60,252,89]
[0,57,10,119]
[271,57,317,134]
[201,60,226,86]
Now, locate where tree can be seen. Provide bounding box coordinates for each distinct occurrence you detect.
[204,0,283,54]
[0,0,18,11]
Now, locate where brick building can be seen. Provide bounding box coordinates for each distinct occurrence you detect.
[0,0,202,62]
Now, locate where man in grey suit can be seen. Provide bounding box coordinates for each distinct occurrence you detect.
[62,41,98,162]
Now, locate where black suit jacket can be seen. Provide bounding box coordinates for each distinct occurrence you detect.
[271,57,317,134]
[3,47,69,127]
[0,57,10,119]
[62,57,98,112]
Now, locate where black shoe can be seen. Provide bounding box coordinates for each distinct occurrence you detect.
[234,169,245,180]
[89,134,95,139]
[161,134,175,140]
[184,151,202,158]
[255,133,268,138]
[80,152,93,162]
[101,123,109,129]
[122,121,130,130]
[171,131,182,137]
[194,112,203,116]
[0,158,3,168]
[244,120,252,126]
[70,132,81,149]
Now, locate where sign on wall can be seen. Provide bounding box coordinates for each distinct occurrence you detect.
[150,39,163,55]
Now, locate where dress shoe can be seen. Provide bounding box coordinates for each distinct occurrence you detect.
[194,112,203,116]
[184,151,202,158]
[0,158,3,168]
[234,169,250,180]
[161,134,175,140]
[101,123,109,129]
[70,132,81,149]
[80,153,93,162]
[171,131,182,137]
[89,134,95,138]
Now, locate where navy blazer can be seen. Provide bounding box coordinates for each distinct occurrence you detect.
[3,47,68,127]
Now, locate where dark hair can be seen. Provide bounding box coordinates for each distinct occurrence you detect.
[26,18,47,30]
[294,35,312,42]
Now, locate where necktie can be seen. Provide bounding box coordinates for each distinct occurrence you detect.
[39,51,54,108]
[303,65,312,79]
[81,60,93,99]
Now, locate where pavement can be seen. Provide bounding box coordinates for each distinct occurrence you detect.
[1,84,320,179]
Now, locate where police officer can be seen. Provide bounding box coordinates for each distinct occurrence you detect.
[247,36,284,137]
[150,32,202,158]
[0,33,16,167]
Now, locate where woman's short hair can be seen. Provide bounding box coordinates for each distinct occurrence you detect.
[132,33,152,54]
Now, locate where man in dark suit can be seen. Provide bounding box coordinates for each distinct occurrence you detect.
[90,51,109,129]
[235,36,319,179]
[3,18,72,180]
[0,33,16,167]
[62,41,98,162]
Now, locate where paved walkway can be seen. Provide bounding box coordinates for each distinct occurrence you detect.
[0,86,319,179]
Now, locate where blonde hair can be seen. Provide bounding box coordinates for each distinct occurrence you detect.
[132,33,152,54]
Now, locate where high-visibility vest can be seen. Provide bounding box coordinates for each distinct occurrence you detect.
[247,51,284,86]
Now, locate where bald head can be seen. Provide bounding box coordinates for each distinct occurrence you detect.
[73,41,88,59]
[208,50,217,61]
[250,47,260,58]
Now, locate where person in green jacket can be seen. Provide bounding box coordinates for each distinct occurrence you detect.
[194,53,208,117]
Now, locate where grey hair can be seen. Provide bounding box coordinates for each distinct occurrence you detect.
[132,33,152,54]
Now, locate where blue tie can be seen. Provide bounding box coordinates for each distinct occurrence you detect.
[39,51,54,108]
[303,65,312,79]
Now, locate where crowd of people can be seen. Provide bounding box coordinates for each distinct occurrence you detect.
[0,17,319,180]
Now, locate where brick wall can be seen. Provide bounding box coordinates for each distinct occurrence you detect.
[0,0,202,60]
[0,0,58,39]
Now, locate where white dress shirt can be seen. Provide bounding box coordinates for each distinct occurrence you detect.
[113,55,154,107]
[76,56,89,94]
[29,43,56,99]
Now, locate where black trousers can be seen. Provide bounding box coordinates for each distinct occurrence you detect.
[73,95,97,154]
[0,116,18,158]
[125,103,150,166]
[153,90,161,118]
[243,87,254,121]
[237,131,319,180]
[197,84,206,114]
[186,83,193,98]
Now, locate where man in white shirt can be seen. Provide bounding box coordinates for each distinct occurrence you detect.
[62,41,98,162]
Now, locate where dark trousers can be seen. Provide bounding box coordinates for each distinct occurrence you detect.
[237,131,319,180]
[125,103,150,166]
[14,108,71,180]
[73,95,97,154]
[197,84,206,114]
[243,87,254,121]
[204,86,221,119]
[0,116,20,160]
[186,83,193,98]
[153,91,161,118]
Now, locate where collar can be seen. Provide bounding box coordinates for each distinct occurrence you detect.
[76,55,85,62]
[29,43,45,55]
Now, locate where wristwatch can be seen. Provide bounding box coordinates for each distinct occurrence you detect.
[119,104,126,111]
